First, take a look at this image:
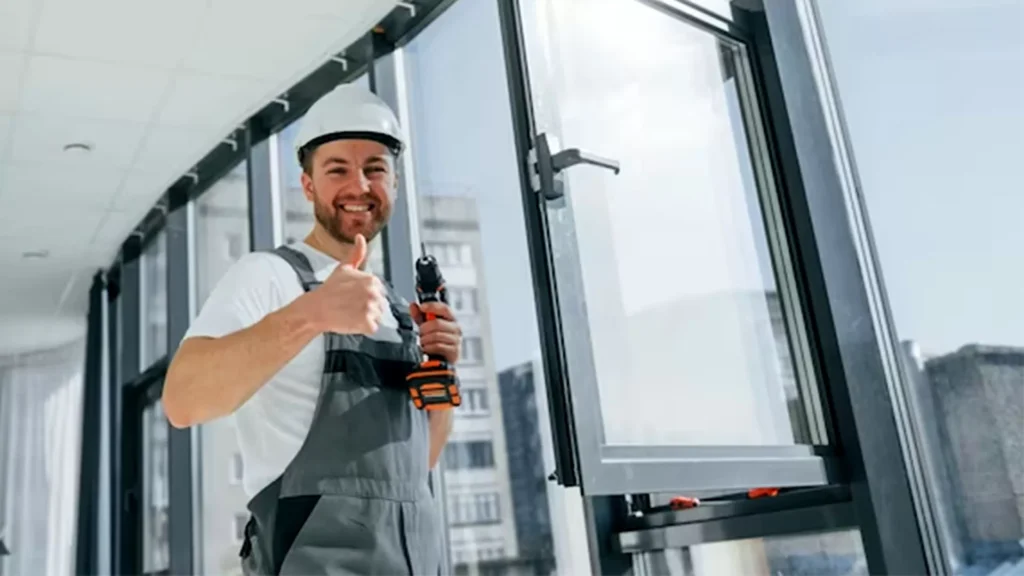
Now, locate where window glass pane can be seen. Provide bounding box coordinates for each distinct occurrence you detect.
[276,74,385,277]
[634,529,868,576]
[531,0,815,447]
[195,162,250,307]
[140,231,167,367]
[405,0,591,572]
[192,161,254,575]
[142,400,170,573]
[817,2,1024,572]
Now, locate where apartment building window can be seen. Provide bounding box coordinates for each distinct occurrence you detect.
[229,452,243,485]
[425,242,473,267]
[460,337,483,365]
[450,287,478,314]
[232,513,248,543]
[461,386,489,416]
[225,233,244,261]
[140,231,167,367]
[443,441,495,470]
[448,492,502,526]
[194,162,250,307]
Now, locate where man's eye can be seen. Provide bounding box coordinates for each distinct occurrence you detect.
[328,168,347,176]
[365,166,386,174]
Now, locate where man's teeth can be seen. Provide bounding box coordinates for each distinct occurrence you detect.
[341,204,370,213]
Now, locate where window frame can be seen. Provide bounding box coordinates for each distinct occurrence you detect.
[498,0,839,497]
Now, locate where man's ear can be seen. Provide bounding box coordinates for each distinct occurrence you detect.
[300,171,315,202]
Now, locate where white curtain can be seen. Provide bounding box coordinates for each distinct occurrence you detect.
[0,340,84,576]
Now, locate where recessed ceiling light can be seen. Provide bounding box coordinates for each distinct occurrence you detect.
[22,249,50,259]
[63,142,93,155]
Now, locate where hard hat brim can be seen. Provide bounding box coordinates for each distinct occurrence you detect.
[297,131,403,167]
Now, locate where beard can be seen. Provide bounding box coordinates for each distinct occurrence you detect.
[312,191,389,244]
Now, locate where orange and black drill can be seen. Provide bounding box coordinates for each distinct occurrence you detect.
[406,246,462,410]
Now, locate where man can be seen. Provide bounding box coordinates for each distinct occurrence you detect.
[163,82,458,575]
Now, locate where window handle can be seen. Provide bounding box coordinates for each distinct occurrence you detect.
[550,148,621,175]
[529,132,621,201]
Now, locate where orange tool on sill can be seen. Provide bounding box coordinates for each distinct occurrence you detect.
[669,488,781,511]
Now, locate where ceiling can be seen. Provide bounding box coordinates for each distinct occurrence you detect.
[0,0,396,353]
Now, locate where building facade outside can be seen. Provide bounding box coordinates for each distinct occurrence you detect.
[419,195,522,572]
[924,346,1024,570]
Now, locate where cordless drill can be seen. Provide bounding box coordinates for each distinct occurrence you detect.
[406,246,462,410]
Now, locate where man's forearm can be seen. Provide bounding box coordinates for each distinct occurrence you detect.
[428,410,454,469]
[163,295,321,428]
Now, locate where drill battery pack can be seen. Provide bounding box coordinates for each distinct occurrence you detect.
[406,359,461,410]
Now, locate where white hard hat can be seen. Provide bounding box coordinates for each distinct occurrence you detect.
[295,82,404,166]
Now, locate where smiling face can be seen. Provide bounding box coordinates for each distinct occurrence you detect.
[300,139,397,244]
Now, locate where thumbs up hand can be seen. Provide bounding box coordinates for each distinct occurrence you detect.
[305,234,388,335]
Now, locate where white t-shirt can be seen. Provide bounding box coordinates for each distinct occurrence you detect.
[183,242,399,497]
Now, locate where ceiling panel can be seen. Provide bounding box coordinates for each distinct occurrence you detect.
[92,209,145,249]
[0,269,76,315]
[132,125,212,176]
[34,0,206,69]
[0,52,26,112]
[158,72,272,128]
[0,205,106,256]
[0,0,37,52]
[0,159,123,211]
[7,113,147,169]
[183,0,394,80]
[20,55,172,122]
[117,169,178,206]
[182,17,326,81]
[208,0,385,20]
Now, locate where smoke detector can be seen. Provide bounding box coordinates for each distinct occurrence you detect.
[63,142,93,156]
[22,249,50,259]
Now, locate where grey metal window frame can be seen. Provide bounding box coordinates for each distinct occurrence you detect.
[164,188,197,575]
[772,1,950,572]
[498,0,840,498]
[756,1,930,573]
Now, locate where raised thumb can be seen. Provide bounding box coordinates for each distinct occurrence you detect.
[347,234,368,269]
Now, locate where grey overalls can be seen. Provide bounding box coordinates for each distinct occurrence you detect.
[239,246,443,575]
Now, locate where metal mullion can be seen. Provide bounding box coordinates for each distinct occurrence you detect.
[165,193,195,576]
[758,1,930,573]
[105,270,120,576]
[117,239,143,575]
[75,273,105,576]
[245,122,276,252]
[799,2,947,572]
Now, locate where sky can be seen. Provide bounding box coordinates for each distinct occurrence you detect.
[817,0,1024,356]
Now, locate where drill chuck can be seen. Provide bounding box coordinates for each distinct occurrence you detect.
[415,254,447,306]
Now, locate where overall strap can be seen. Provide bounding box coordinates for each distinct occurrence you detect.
[271,246,320,292]
[383,283,415,332]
